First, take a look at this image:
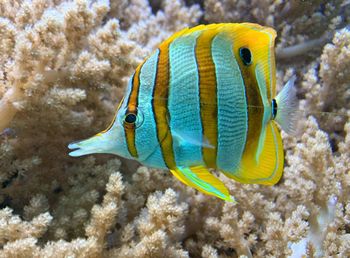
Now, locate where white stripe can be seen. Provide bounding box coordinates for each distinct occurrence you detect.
[136,49,167,168]
[114,75,135,159]
[168,31,203,167]
[212,33,248,173]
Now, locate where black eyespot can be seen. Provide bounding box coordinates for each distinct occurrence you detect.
[272,99,278,119]
[124,113,137,124]
[239,47,252,66]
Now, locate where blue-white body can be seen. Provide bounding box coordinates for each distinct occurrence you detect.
[69,23,298,201]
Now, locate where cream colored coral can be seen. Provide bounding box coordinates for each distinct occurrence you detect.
[0,208,52,246]
[301,27,350,142]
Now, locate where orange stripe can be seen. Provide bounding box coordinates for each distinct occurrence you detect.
[127,65,142,113]
[152,44,176,169]
[125,64,142,158]
[196,29,218,168]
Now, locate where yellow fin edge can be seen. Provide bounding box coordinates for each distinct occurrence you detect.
[224,121,284,185]
[170,166,234,202]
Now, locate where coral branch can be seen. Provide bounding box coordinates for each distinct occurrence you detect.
[0,86,22,132]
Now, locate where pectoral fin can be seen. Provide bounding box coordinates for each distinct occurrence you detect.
[172,130,214,149]
[170,166,234,201]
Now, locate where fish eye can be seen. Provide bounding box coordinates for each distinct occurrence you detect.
[120,107,144,128]
[239,47,252,66]
[124,113,137,124]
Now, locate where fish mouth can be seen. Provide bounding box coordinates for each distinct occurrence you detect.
[68,141,79,151]
[67,133,114,157]
[68,123,172,160]
[68,138,97,157]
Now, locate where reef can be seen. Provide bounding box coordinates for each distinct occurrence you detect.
[0,0,349,257]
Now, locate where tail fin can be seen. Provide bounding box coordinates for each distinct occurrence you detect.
[68,132,115,157]
[275,76,299,134]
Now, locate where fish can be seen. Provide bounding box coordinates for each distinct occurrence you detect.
[68,23,298,202]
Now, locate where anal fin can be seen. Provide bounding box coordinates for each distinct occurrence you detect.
[224,121,284,185]
[170,166,234,201]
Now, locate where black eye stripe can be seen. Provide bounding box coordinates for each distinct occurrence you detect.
[239,47,252,66]
[124,113,137,124]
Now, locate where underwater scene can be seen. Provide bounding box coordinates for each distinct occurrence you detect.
[0,0,349,257]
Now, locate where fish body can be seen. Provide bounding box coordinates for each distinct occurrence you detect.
[68,23,298,201]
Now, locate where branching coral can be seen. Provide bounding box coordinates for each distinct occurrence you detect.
[301,27,350,142]
[0,172,124,258]
[0,0,349,257]
[282,116,350,257]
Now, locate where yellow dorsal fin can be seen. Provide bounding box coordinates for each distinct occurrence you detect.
[224,121,284,185]
[170,166,234,201]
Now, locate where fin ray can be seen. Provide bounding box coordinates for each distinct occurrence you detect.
[275,76,299,134]
[172,130,214,149]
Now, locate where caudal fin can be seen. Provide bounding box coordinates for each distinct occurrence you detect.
[275,75,299,134]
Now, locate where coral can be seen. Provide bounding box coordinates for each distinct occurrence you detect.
[301,28,350,138]
[1,0,350,257]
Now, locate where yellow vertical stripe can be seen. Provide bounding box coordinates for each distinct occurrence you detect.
[125,64,143,158]
[153,45,176,169]
[196,29,218,168]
